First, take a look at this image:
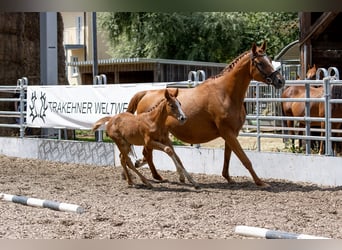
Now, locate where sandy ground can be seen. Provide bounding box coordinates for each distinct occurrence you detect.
[200,136,286,152]
[0,150,341,239]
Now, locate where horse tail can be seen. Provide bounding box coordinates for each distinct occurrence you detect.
[126,90,148,114]
[92,116,111,131]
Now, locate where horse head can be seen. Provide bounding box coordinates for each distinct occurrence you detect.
[306,64,317,80]
[250,41,285,89]
[164,88,187,125]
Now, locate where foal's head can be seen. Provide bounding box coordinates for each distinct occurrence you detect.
[164,88,187,125]
[249,41,285,89]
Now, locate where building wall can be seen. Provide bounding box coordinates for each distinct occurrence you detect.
[62,12,85,45]
[311,13,342,73]
[1,137,342,187]
[300,12,342,76]
[61,12,112,85]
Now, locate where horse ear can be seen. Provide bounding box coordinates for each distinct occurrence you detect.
[261,41,267,51]
[252,43,257,54]
[167,88,178,98]
[164,89,171,100]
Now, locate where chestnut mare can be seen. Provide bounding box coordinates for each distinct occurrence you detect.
[93,88,199,188]
[127,42,285,187]
[281,64,323,149]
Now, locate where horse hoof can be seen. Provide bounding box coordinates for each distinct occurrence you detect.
[134,160,144,168]
[227,178,236,184]
[127,183,135,188]
[152,175,164,181]
[157,178,168,183]
[257,182,270,188]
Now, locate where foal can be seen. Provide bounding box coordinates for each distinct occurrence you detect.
[92,88,199,188]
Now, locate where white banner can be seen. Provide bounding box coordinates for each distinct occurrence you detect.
[26,83,166,129]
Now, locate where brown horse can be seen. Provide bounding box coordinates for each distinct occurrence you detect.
[281,64,323,149]
[93,88,199,188]
[127,42,285,187]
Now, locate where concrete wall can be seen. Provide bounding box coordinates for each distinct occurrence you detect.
[0,137,341,187]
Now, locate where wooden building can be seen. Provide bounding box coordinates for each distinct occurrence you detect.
[299,12,342,77]
[68,58,226,85]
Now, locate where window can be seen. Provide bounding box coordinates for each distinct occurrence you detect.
[71,56,79,77]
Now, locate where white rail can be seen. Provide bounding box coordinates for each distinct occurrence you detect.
[1,68,341,156]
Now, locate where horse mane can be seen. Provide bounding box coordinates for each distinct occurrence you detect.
[146,98,166,113]
[210,50,251,79]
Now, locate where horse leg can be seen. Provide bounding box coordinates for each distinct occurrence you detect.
[164,145,199,189]
[319,139,325,155]
[142,147,165,181]
[134,147,147,168]
[286,120,295,148]
[124,155,153,188]
[222,132,268,187]
[222,143,235,183]
[298,123,303,149]
[147,140,192,186]
[119,153,135,186]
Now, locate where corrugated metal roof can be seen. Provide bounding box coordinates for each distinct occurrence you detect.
[274,40,299,62]
[67,58,227,68]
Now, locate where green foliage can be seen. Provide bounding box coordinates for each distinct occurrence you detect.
[98,12,299,63]
[237,12,299,58]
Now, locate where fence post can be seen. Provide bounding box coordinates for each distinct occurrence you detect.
[195,70,206,86]
[255,81,261,151]
[17,77,28,138]
[187,71,197,87]
[323,76,333,156]
[304,78,311,154]
[93,74,107,142]
[326,67,340,156]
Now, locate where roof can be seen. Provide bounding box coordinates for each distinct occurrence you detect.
[64,44,85,50]
[66,57,227,68]
[274,40,299,62]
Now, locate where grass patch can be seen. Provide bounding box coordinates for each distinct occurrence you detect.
[74,129,186,145]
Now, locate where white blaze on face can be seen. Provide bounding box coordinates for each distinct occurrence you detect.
[175,99,187,124]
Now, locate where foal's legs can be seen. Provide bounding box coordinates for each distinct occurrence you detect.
[165,146,199,188]
[117,144,153,188]
[124,155,153,188]
[138,146,186,184]
[134,147,166,181]
[148,140,198,188]
[141,147,165,181]
[119,153,134,186]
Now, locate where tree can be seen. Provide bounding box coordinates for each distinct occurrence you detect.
[99,12,245,62]
[98,12,299,63]
[237,12,299,58]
